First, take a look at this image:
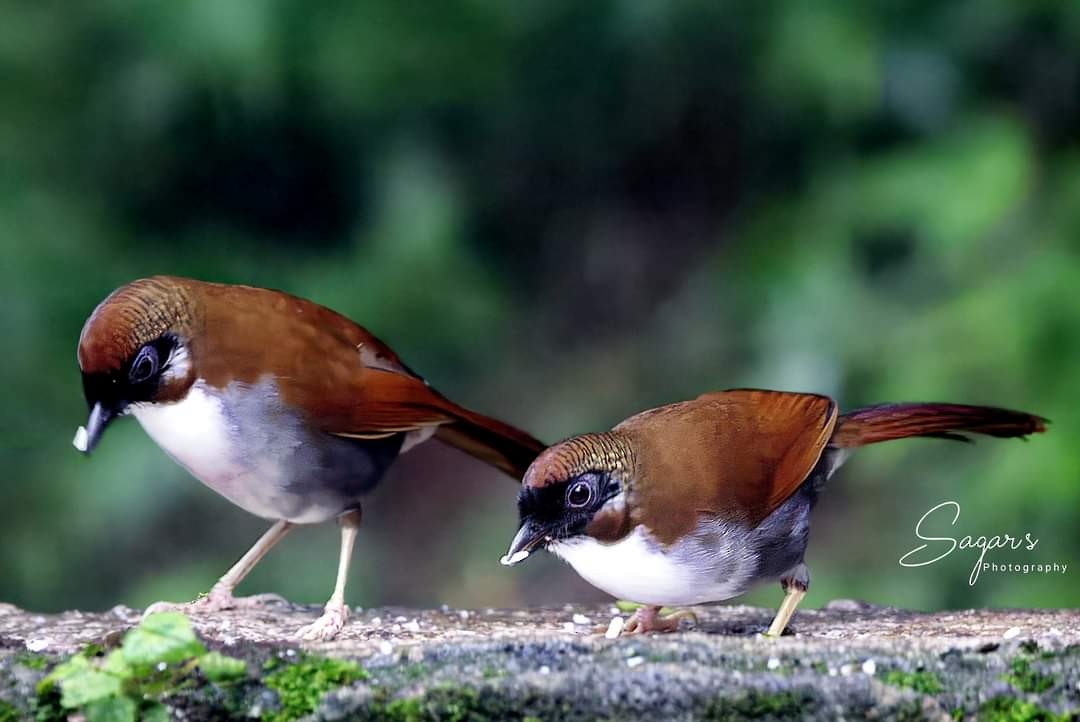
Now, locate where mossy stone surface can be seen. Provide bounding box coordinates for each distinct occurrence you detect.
[1,601,1079,720]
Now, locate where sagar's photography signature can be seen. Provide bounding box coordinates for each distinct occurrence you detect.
[899,501,1068,585]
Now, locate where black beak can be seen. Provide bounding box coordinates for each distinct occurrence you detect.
[73,402,117,454]
[500,519,547,566]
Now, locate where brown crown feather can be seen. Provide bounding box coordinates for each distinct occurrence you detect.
[78,276,199,374]
[522,432,635,489]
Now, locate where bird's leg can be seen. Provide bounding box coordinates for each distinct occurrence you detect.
[764,563,809,637]
[144,520,293,617]
[622,605,698,635]
[297,509,362,641]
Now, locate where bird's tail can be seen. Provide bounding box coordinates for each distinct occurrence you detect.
[436,406,546,480]
[830,402,1047,448]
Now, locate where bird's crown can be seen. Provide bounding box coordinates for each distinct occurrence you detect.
[522,431,634,488]
[77,276,198,374]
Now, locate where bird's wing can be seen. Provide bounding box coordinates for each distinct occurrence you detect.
[616,389,837,545]
[198,284,543,476]
[315,367,459,437]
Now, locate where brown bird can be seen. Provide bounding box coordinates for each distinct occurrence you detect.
[502,389,1045,636]
[75,276,544,640]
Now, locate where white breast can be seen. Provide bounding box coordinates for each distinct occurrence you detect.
[130,383,241,486]
[549,523,757,606]
[129,383,289,520]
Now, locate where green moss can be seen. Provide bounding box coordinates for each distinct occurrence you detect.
[79,643,106,659]
[15,654,50,671]
[978,697,1069,722]
[263,655,367,722]
[30,684,64,722]
[402,664,429,681]
[1004,657,1055,694]
[704,689,815,721]
[367,687,523,722]
[0,700,19,722]
[380,686,481,720]
[380,697,424,721]
[881,669,944,695]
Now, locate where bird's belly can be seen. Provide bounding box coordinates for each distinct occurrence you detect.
[549,523,759,606]
[130,380,399,523]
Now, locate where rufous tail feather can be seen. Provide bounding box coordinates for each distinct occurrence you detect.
[831,403,1047,448]
[435,408,545,479]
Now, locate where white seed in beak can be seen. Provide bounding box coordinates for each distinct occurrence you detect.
[73,426,89,453]
[500,550,530,566]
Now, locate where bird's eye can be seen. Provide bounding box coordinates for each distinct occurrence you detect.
[129,345,159,384]
[566,480,593,508]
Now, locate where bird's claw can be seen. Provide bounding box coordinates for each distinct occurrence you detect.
[143,588,289,619]
[622,607,697,635]
[296,603,349,641]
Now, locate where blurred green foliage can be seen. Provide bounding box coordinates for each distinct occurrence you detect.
[1,1,1078,615]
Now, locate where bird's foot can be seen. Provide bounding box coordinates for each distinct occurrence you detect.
[296,601,348,641]
[621,606,697,635]
[143,585,288,619]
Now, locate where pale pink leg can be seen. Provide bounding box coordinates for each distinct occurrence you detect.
[297,509,362,641]
[144,520,293,617]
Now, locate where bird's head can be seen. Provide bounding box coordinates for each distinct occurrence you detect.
[75,277,199,453]
[501,432,634,566]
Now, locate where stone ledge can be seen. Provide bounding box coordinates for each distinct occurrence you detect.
[2,601,1078,720]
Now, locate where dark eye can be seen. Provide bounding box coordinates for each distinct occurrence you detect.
[129,345,159,384]
[566,480,593,508]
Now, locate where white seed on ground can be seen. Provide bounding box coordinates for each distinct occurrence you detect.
[1003,626,1021,639]
[572,614,590,625]
[605,616,625,639]
[862,659,876,675]
[767,657,780,670]
[25,638,50,652]
[626,657,644,668]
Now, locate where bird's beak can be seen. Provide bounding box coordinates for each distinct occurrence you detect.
[500,520,547,566]
[73,402,116,454]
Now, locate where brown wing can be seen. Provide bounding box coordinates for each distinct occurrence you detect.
[191,279,542,477]
[615,389,837,545]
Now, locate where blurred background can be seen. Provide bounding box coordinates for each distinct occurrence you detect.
[2,1,1079,616]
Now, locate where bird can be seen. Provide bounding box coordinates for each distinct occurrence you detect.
[74,276,545,640]
[501,388,1046,636]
